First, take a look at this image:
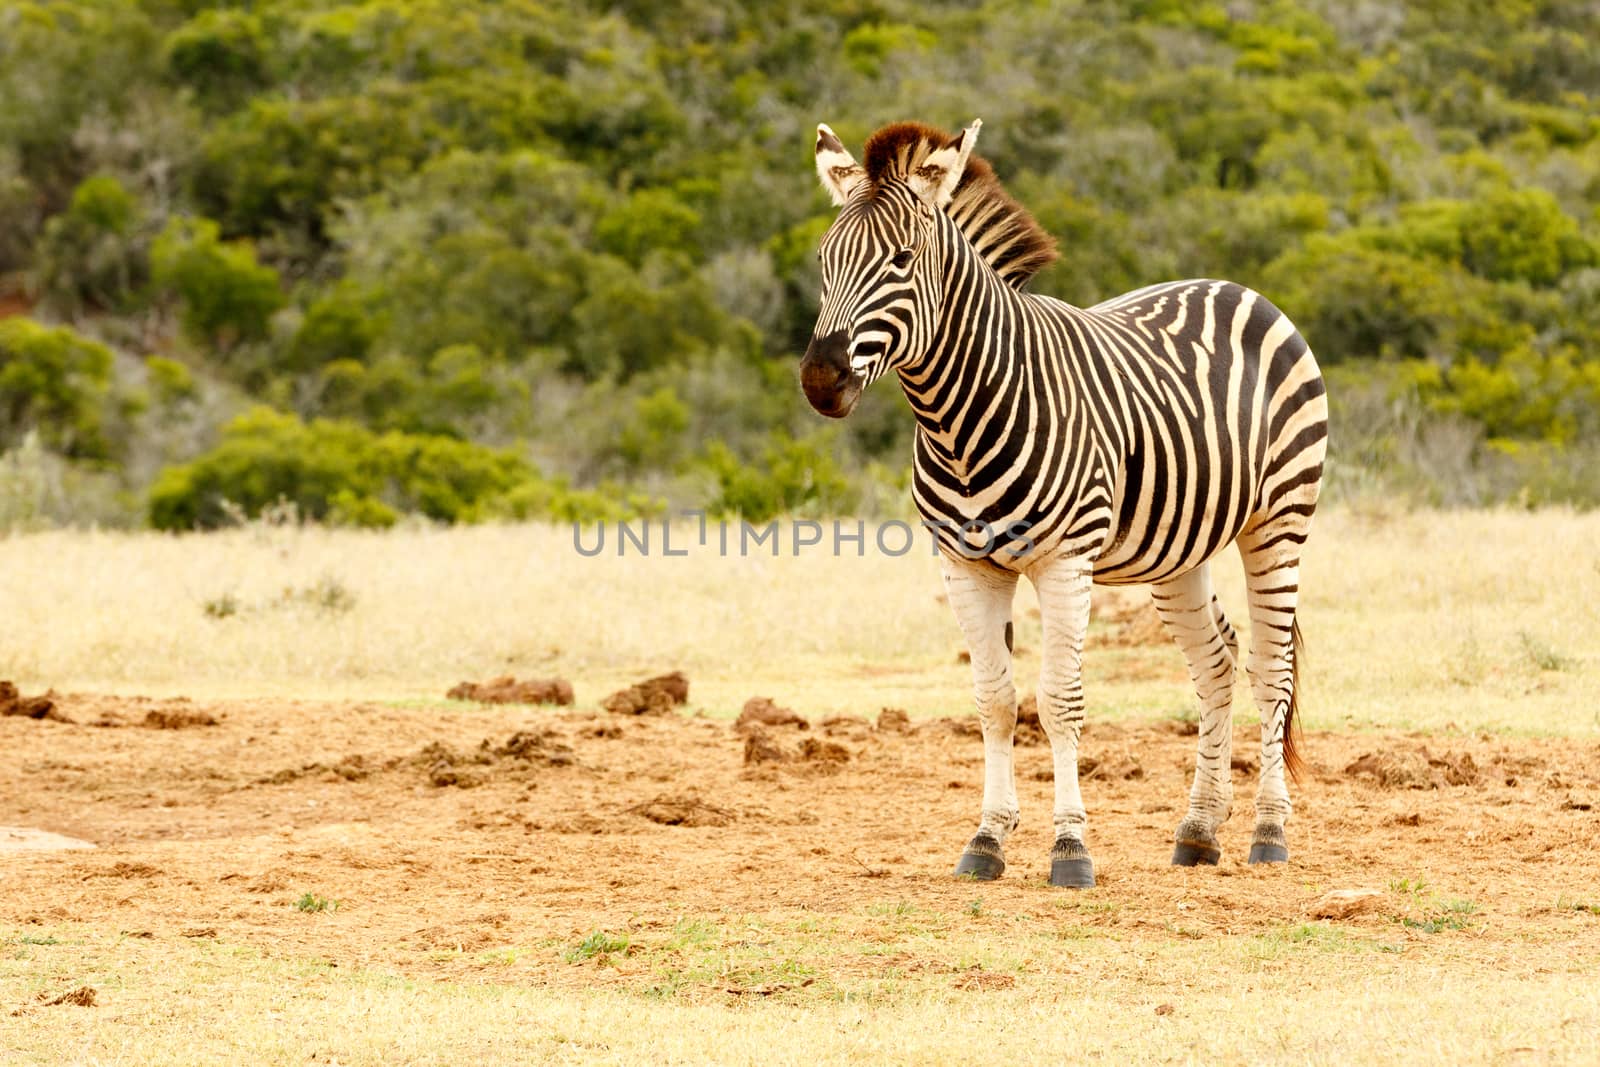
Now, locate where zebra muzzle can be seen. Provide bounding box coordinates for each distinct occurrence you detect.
[799,330,862,418]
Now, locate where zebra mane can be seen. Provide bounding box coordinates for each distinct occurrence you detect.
[862,121,1059,289]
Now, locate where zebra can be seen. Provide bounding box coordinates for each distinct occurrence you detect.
[799,119,1328,887]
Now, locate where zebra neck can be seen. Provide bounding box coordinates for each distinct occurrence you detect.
[897,225,1059,480]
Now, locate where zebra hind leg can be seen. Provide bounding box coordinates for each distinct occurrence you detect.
[1238,521,1311,865]
[1150,565,1237,866]
[939,554,1022,881]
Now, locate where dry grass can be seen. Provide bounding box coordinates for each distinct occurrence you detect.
[5,922,1598,1065]
[1,506,1597,734]
[2,506,1600,1064]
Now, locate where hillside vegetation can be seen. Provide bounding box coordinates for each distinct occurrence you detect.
[1,0,1598,527]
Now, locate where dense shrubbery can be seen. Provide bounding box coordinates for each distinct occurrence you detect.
[147,407,641,529]
[2,0,1599,526]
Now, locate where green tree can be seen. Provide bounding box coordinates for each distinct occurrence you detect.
[151,216,284,352]
[0,318,116,460]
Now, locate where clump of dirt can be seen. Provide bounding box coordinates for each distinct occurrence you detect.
[1308,888,1385,920]
[47,986,96,1007]
[1079,755,1145,781]
[602,671,689,715]
[417,728,575,788]
[1345,747,1479,790]
[799,737,850,764]
[418,741,491,788]
[953,969,1015,991]
[819,714,871,738]
[1013,696,1047,746]
[1092,595,1168,648]
[629,793,734,827]
[0,681,68,722]
[877,708,911,733]
[927,716,982,739]
[743,728,788,765]
[256,753,396,786]
[493,729,574,766]
[140,708,219,730]
[447,676,574,706]
[735,697,808,732]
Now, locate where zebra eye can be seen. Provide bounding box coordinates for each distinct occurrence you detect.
[891,248,913,269]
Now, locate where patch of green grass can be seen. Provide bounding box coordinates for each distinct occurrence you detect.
[866,900,918,918]
[1518,631,1575,672]
[965,899,984,918]
[1555,895,1600,916]
[668,918,718,949]
[565,930,630,964]
[293,893,338,914]
[1400,899,1478,934]
[18,935,62,946]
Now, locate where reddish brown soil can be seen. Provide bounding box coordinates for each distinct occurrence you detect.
[3,694,1599,990]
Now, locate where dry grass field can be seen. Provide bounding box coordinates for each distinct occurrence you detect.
[3,507,1599,1065]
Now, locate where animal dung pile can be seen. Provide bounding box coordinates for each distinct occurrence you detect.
[0,681,66,722]
[447,676,575,706]
[601,671,689,715]
[734,696,808,732]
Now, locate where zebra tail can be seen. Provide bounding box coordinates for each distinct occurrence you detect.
[1283,618,1307,784]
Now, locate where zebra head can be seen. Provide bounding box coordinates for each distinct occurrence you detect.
[799,119,982,418]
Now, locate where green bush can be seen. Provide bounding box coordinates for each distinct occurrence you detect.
[702,431,857,522]
[151,217,284,351]
[146,406,656,529]
[31,174,147,314]
[147,407,536,529]
[0,318,116,461]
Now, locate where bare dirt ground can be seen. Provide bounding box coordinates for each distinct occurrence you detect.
[5,690,1600,1001]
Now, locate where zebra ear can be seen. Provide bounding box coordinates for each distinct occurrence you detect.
[815,123,865,207]
[910,119,981,209]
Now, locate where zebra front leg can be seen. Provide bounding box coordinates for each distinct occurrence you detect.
[940,553,1021,881]
[1030,557,1095,888]
[1151,565,1237,866]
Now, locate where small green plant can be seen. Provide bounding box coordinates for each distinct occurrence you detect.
[294,893,337,913]
[1400,898,1477,934]
[19,935,62,946]
[273,575,356,614]
[1389,876,1428,897]
[565,930,630,963]
[203,592,241,619]
[1518,631,1574,672]
[965,899,984,918]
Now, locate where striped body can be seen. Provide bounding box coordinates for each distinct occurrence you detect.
[802,119,1327,882]
[902,250,1327,583]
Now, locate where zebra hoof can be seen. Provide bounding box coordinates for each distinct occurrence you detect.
[1172,840,1222,866]
[1247,842,1289,864]
[1049,857,1095,888]
[1048,838,1094,888]
[953,835,1005,880]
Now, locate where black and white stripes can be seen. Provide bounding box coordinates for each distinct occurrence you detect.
[800,120,1328,883]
